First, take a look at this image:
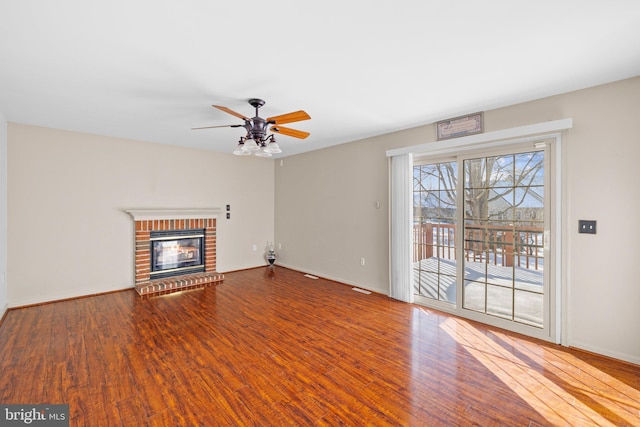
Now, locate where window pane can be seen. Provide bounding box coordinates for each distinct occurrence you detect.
[488,155,514,189]
[464,188,489,220]
[421,253,438,273]
[439,162,457,190]
[488,191,514,222]
[464,259,486,283]
[439,274,456,303]
[440,190,457,219]
[434,225,456,258]
[514,290,543,328]
[514,186,544,224]
[413,167,421,191]
[516,151,544,186]
[413,192,422,209]
[420,164,440,190]
[413,223,434,263]
[415,271,439,299]
[514,265,543,292]
[487,284,513,320]
[515,230,544,271]
[487,263,514,287]
[439,258,457,276]
[463,280,485,312]
[464,158,486,189]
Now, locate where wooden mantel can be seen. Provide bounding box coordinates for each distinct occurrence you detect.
[124,208,222,221]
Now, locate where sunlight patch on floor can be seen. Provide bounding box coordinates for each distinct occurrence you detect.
[440,317,638,426]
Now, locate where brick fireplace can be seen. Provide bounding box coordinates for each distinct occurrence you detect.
[125,209,224,296]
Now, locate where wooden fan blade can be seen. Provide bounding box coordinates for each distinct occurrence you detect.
[266,110,310,125]
[191,124,242,130]
[212,105,250,121]
[271,126,310,139]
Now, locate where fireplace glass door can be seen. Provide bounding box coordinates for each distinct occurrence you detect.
[150,229,205,278]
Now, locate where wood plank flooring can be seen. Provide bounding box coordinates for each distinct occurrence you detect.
[1,267,639,426]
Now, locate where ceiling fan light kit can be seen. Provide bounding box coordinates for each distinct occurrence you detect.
[192,98,310,157]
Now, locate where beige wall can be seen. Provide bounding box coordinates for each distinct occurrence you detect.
[274,127,424,293]
[275,76,640,364]
[7,124,274,306]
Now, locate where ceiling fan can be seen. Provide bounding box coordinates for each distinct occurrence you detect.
[192,98,311,157]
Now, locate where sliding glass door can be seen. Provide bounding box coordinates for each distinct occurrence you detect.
[413,141,554,339]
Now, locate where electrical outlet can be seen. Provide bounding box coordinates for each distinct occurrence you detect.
[252,244,257,251]
[578,220,597,234]
[360,257,365,266]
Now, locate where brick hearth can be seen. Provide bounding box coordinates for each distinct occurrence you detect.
[125,209,224,296]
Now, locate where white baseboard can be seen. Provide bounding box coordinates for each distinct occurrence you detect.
[275,263,389,296]
[569,339,640,366]
[8,284,133,308]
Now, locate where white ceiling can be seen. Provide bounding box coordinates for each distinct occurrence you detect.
[2,1,640,158]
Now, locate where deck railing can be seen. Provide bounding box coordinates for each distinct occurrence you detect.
[413,222,544,270]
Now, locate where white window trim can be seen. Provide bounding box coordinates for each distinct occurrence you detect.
[386,118,573,158]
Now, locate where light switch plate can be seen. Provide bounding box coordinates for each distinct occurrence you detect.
[578,220,596,234]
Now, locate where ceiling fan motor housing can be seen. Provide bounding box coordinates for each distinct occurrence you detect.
[244,98,269,141]
[248,116,268,141]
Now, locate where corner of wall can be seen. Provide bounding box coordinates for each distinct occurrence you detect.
[0,113,7,312]
[0,303,7,324]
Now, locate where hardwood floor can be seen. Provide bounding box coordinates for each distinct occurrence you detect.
[1,267,638,426]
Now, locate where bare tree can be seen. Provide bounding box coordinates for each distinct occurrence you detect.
[415,152,543,226]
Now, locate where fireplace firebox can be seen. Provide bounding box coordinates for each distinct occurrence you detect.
[150,229,205,279]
